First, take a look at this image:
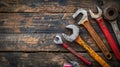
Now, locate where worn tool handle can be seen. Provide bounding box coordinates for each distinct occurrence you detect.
[62,43,92,65]
[110,20,120,46]
[75,36,110,67]
[83,19,112,60]
[96,17,120,60]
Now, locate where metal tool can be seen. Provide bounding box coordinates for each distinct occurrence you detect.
[89,6,120,60]
[73,9,112,60]
[103,3,120,46]
[62,25,110,67]
[54,34,91,65]
[63,55,80,67]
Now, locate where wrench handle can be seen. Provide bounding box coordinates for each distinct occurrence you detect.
[110,20,120,46]
[82,19,112,60]
[96,17,120,60]
[76,36,110,67]
[62,43,92,65]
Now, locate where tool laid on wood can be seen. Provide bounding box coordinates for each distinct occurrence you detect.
[72,9,112,60]
[89,6,120,60]
[103,3,120,46]
[54,34,91,65]
[63,54,80,67]
[63,63,73,67]
[62,25,110,67]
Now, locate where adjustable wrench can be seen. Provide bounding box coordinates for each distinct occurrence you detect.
[73,9,112,60]
[103,3,120,46]
[54,34,91,65]
[62,25,110,67]
[89,6,120,60]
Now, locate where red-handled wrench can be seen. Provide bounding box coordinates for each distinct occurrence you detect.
[89,6,120,60]
[54,34,91,65]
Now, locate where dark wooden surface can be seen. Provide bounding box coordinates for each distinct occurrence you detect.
[0,0,120,67]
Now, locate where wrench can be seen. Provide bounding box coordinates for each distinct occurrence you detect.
[54,34,91,65]
[103,3,120,46]
[63,54,80,67]
[73,9,112,60]
[89,6,120,60]
[62,25,110,67]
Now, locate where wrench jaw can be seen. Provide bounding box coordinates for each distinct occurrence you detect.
[72,8,88,25]
[54,34,63,44]
[89,6,102,19]
[62,25,79,42]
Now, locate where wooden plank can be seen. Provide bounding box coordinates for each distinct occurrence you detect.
[0,13,118,34]
[0,13,70,33]
[0,52,119,67]
[0,0,96,13]
[0,33,104,51]
[0,0,119,13]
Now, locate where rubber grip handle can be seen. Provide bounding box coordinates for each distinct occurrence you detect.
[82,19,112,60]
[96,17,120,60]
[75,36,110,67]
[62,43,92,65]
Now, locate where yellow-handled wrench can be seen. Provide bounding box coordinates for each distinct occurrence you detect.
[62,25,110,67]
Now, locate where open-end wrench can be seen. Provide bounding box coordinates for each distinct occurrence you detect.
[103,3,120,46]
[73,9,112,60]
[63,55,80,67]
[54,34,91,65]
[62,25,110,67]
[89,6,120,60]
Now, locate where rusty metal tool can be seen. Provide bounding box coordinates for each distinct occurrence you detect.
[103,3,120,46]
[73,9,112,60]
[63,54,80,67]
[54,34,91,65]
[89,6,120,60]
[62,25,110,67]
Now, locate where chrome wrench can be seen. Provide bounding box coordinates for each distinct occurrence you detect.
[62,25,110,67]
[54,34,91,65]
[63,55,80,67]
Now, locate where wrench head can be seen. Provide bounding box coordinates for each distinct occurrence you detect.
[72,8,87,25]
[54,34,63,44]
[70,61,80,67]
[62,25,79,42]
[89,6,102,19]
[103,2,119,21]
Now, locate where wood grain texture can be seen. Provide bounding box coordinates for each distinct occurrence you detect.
[0,33,112,51]
[0,0,120,67]
[0,13,117,34]
[0,52,119,67]
[0,0,119,13]
[0,0,95,13]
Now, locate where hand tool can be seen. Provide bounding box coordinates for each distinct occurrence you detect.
[72,9,112,60]
[89,6,120,60]
[103,3,120,46]
[63,54,80,67]
[54,34,91,65]
[62,25,110,67]
[63,63,73,67]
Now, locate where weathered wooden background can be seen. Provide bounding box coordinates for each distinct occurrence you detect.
[0,0,120,67]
